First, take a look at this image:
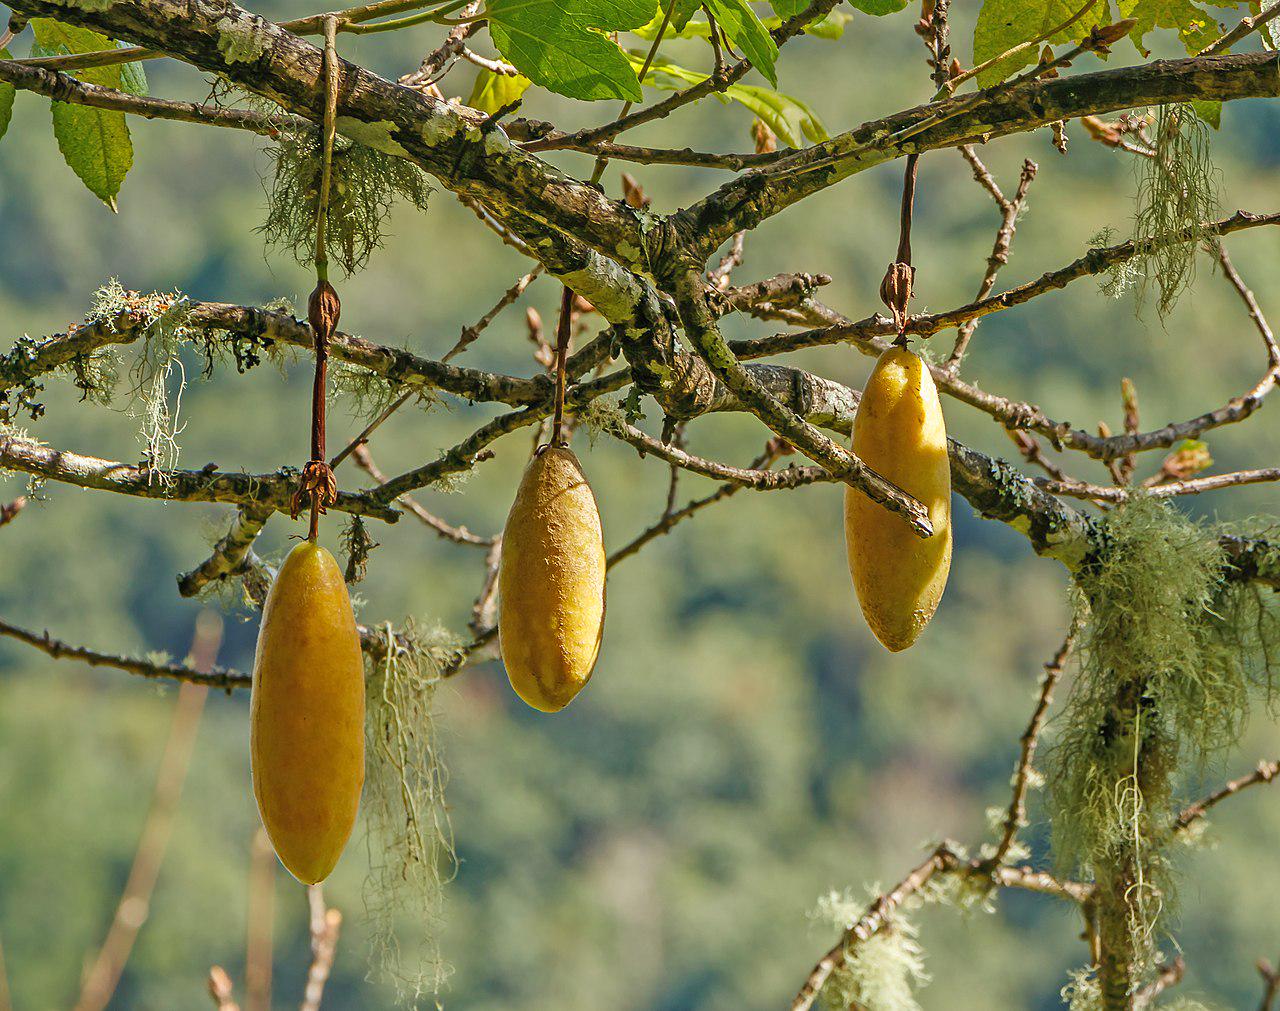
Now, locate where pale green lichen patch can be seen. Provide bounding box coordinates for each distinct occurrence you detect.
[336,117,411,158]
[482,127,510,155]
[420,115,462,147]
[217,13,271,64]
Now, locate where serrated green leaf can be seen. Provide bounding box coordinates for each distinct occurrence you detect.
[1117,0,1224,55]
[486,0,652,101]
[467,68,533,113]
[50,100,133,208]
[119,46,148,96]
[0,49,14,143]
[847,0,909,14]
[31,19,135,206]
[703,0,779,85]
[628,52,826,146]
[1190,98,1221,128]
[972,0,1107,87]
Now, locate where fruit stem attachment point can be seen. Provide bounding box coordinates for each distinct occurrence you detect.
[549,285,574,448]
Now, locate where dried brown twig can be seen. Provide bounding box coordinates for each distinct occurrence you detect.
[301,886,342,1011]
[75,613,223,1011]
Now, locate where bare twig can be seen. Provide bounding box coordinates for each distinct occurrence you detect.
[988,626,1078,867]
[1173,759,1280,832]
[74,613,223,1011]
[301,886,342,1011]
[443,266,544,363]
[1258,957,1280,1011]
[1040,468,1280,502]
[206,966,240,1011]
[352,445,493,546]
[0,616,248,689]
[947,151,1038,371]
[1199,3,1280,55]
[244,828,275,1011]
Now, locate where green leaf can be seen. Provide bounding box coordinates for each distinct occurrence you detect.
[972,0,1107,86]
[31,19,135,206]
[467,69,533,114]
[1116,0,1227,55]
[703,0,779,85]
[847,0,909,14]
[50,98,133,208]
[628,52,827,146]
[1190,99,1221,128]
[637,8,850,38]
[0,49,14,143]
[119,45,149,96]
[486,0,653,101]
[769,0,807,20]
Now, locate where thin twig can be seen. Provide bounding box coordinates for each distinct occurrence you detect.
[244,827,275,1011]
[1199,3,1280,55]
[352,445,493,546]
[443,266,543,362]
[0,616,248,689]
[1040,468,1280,502]
[206,967,240,1011]
[947,152,1038,371]
[1173,759,1280,832]
[1258,957,1280,1011]
[74,614,223,1011]
[301,886,341,1011]
[988,625,1078,867]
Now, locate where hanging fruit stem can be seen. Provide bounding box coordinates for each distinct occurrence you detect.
[880,152,921,344]
[292,14,343,540]
[549,285,573,448]
[896,152,918,267]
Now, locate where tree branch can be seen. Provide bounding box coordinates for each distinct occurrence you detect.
[0,431,399,523]
[675,52,1280,259]
[0,616,249,689]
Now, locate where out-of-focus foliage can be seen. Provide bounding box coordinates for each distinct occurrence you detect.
[1,2,1279,1010]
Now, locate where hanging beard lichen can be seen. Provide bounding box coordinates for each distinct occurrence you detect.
[811,889,931,1011]
[1126,103,1220,317]
[1047,497,1278,999]
[363,621,459,1003]
[261,127,431,276]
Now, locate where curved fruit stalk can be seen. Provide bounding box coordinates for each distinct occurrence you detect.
[844,346,952,652]
[499,446,606,712]
[251,541,365,883]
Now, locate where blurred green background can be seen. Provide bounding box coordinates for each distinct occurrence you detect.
[1,3,1278,1008]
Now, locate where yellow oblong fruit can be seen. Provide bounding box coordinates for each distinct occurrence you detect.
[251,541,365,884]
[844,346,952,652]
[498,446,606,712]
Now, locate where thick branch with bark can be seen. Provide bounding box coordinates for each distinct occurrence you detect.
[0,431,399,522]
[675,53,1280,259]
